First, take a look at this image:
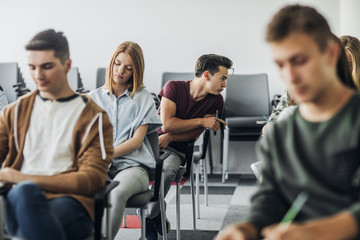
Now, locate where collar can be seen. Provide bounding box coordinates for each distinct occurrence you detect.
[104,88,131,99]
[37,92,79,102]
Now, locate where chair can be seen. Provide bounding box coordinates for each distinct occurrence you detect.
[123,131,169,240]
[172,140,195,240]
[67,67,89,93]
[0,62,27,103]
[221,73,271,182]
[0,180,119,240]
[191,129,211,219]
[96,68,106,88]
[161,72,194,87]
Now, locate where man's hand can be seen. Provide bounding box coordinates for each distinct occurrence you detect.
[262,223,313,240]
[0,168,24,184]
[215,223,258,240]
[202,116,227,131]
[215,225,248,240]
[159,133,173,149]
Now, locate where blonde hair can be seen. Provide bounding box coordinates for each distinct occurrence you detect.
[340,35,360,89]
[104,41,145,98]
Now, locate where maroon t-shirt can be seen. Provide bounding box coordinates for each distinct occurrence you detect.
[158,80,224,154]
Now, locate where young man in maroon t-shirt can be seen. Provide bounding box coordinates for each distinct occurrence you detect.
[145,54,232,239]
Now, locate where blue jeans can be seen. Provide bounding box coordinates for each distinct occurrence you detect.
[5,181,93,240]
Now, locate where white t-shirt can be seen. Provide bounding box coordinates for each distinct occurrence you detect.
[21,94,86,175]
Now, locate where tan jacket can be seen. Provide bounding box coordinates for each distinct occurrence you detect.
[0,91,114,220]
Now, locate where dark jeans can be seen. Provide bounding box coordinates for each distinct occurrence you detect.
[5,181,93,240]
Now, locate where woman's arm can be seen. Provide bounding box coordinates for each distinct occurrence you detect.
[113,124,149,158]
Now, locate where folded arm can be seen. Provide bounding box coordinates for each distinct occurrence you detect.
[261,211,358,240]
[113,124,149,158]
[160,97,225,133]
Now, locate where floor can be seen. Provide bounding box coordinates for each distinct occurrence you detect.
[115,173,259,240]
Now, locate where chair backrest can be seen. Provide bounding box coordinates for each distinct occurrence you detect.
[0,62,21,103]
[161,72,194,87]
[147,130,160,160]
[224,73,271,118]
[96,68,106,88]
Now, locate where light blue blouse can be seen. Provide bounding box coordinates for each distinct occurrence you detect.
[88,88,162,170]
[0,91,8,113]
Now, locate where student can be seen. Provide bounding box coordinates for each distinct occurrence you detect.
[144,54,232,239]
[261,33,356,136]
[0,85,8,112]
[216,5,360,240]
[0,29,114,240]
[340,35,360,88]
[88,41,161,239]
[261,90,295,135]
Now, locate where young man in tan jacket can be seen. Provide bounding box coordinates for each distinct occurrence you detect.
[0,29,114,240]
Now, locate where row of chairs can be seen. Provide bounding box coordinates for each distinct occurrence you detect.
[0,63,88,105]
[0,62,30,103]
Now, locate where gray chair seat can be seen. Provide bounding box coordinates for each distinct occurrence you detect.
[126,191,154,208]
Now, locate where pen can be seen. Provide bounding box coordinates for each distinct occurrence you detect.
[263,115,269,122]
[278,192,309,231]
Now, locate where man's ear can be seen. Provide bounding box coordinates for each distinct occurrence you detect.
[327,40,341,67]
[64,59,72,73]
[203,71,211,81]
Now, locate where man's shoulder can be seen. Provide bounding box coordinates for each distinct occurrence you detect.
[81,94,106,114]
[88,87,107,98]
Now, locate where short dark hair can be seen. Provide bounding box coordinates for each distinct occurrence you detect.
[266,4,332,52]
[195,54,233,77]
[25,29,69,63]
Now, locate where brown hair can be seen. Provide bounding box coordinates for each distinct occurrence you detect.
[25,29,69,64]
[195,54,233,77]
[104,41,145,98]
[266,5,331,52]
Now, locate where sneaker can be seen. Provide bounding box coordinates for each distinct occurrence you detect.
[136,208,158,240]
[153,211,171,236]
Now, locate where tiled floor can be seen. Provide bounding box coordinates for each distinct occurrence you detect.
[115,174,259,240]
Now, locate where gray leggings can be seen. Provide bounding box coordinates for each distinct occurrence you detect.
[145,152,182,219]
[110,166,149,238]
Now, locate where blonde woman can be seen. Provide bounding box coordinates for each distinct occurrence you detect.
[89,41,161,239]
[340,35,360,88]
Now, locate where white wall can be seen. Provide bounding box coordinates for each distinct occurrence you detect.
[0,0,340,97]
[340,0,360,38]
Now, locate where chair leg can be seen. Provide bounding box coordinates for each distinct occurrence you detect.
[123,213,127,228]
[222,126,230,183]
[208,134,213,175]
[140,209,146,240]
[160,171,168,240]
[106,193,112,240]
[203,159,209,206]
[190,167,196,229]
[0,195,6,240]
[195,163,200,219]
[176,181,181,240]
